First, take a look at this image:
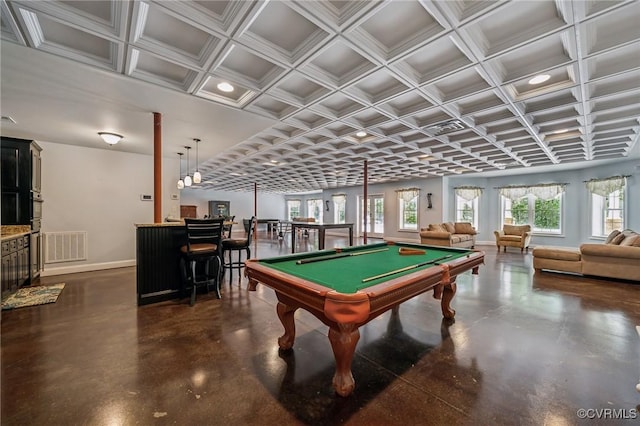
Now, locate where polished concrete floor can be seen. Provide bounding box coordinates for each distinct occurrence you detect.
[2,233,640,425]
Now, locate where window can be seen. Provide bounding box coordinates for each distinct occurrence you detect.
[455,195,478,228]
[286,199,300,221]
[499,184,566,235]
[307,199,323,222]
[586,176,626,238]
[332,194,346,224]
[454,187,482,228]
[399,196,418,230]
[591,190,624,237]
[501,194,562,234]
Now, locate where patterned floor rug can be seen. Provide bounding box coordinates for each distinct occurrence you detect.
[1,283,65,310]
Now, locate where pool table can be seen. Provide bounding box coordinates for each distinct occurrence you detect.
[245,241,484,396]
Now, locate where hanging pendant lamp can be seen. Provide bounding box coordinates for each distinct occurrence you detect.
[184,146,192,187]
[177,152,185,189]
[193,138,202,184]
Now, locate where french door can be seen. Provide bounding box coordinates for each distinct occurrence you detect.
[359,194,384,238]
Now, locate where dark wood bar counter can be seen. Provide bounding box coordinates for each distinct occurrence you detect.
[135,223,186,305]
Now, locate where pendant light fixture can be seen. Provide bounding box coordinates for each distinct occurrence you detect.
[193,138,202,184]
[177,152,185,189]
[184,146,192,187]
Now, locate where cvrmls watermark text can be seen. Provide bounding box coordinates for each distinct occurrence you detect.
[576,408,637,420]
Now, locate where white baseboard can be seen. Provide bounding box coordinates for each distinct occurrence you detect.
[41,259,136,277]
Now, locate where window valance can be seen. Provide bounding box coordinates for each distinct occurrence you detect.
[497,183,567,201]
[331,194,346,205]
[454,186,483,201]
[396,188,420,202]
[585,176,628,196]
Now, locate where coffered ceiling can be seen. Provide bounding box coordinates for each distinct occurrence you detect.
[1,0,639,193]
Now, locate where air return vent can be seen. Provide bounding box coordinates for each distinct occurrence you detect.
[425,119,466,136]
[44,231,87,263]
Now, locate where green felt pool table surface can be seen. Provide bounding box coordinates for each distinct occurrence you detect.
[257,242,473,293]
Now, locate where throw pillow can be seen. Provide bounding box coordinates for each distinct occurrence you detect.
[429,223,446,232]
[620,234,639,247]
[609,233,626,245]
[604,230,621,244]
[444,222,456,233]
[454,222,476,234]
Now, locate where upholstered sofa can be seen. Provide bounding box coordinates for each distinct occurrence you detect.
[494,224,532,253]
[533,229,640,281]
[419,222,477,248]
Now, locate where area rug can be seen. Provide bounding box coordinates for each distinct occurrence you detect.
[1,283,65,310]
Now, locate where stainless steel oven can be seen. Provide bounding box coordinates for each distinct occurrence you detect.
[32,194,43,220]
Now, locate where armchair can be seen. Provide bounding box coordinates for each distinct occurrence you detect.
[494,224,532,253]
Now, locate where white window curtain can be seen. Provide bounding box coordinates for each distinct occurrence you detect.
[498,183,567,200]
[585,176,627,196]
[455,186,483,201]
[396,188,419,202]
[499,186,529,201]
[332,194,346,206]
[529,184,567,200]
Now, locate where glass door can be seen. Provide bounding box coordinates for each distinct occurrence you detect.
[359,194,384,238]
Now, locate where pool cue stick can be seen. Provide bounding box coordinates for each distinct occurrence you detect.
[296,247,389,265]
[361,254,453,283]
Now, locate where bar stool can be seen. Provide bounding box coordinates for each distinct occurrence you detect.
[222,216,255,282]
[180,217,224,305]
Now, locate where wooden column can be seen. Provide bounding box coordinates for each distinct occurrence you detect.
[153,112,162,223]
[363,160,368,244]
[254,182,258,240]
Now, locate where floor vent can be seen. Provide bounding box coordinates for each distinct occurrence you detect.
[44,231,88,264]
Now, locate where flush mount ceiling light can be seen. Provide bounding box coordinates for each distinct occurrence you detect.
[528,74,550,85]
[98,132,123,145]
[217,82,234,92]
[355,131,367,138]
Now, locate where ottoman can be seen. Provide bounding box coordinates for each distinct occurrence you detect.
[533,246,582,274]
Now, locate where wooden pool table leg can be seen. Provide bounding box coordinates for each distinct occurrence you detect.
[328,324,359,397]
[276,302,298,350]
[441,281,457,319]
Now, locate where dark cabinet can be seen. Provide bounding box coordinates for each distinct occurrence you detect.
[1,234,30,297]
[1,137,32,225]
[1,137,43,288]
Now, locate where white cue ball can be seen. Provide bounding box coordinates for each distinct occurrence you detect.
[636,382,640,392]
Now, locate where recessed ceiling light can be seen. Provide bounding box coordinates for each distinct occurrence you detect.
[356,131,367,138]
[217,82,234,92]
[552,128,569,134]
[528,74,550,85]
